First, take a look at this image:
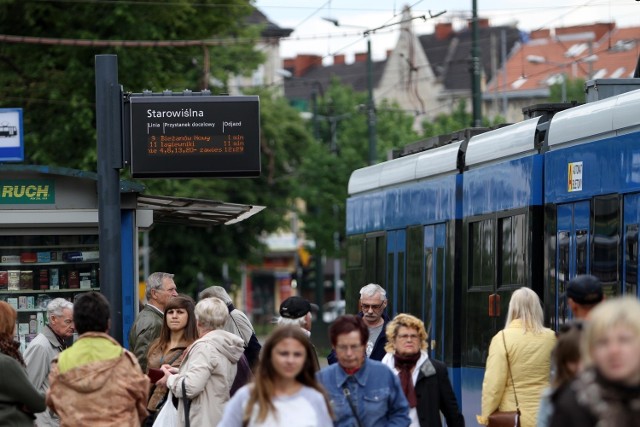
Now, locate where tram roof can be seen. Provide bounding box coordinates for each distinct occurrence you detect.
[0,164,264,227]
[348,141,462,196]
[546,87,640,149]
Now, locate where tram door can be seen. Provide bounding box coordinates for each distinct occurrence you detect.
[623,193,640,297]
[386,229,406,316]
[556,201,590,323]
[424,223,447,360]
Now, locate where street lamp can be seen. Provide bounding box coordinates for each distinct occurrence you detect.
[526,54,599,102]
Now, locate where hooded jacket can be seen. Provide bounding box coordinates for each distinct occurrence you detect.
[167,329,244,427]
[46,332,150,426]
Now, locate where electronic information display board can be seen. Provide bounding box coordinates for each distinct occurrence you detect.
[129,95,260,178]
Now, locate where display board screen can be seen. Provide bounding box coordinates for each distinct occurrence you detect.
[129,95,260,178]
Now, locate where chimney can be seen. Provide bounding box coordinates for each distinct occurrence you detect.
[467,18,490,29]
[530,29,550,40]
[333,54,345,65]
[290,54,322,77]
[435,22,453,40]
[355,52,368,63]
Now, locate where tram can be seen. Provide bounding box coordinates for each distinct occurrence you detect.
[345,81,640,421]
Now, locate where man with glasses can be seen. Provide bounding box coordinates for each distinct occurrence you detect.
[328,283,389,364]
[317,315,410,427]
[128,272,178,372]
[24,298,74,426]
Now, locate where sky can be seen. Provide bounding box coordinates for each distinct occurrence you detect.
[253,0,640,64]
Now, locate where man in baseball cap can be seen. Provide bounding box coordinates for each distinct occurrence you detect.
[277,296,320,370]
[566,274,603,320]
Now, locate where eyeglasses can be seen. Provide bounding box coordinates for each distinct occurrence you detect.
[335,344,363,353]
[361,303,383,311]
[397,333,420,341]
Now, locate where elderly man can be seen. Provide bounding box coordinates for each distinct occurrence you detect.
[47,292,149,425]
[328,283,389,364]
[277,295,320,370]
[24,298,74,427]
[128,272,178,372]
[317,315,410,427]
[199,285,261,369]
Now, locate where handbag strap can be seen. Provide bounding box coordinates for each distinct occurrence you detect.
[166,348,184,366]
[501,331,520,410]
[342,384,364,427]
[182,380,190,427]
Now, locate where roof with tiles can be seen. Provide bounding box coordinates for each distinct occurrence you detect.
[486,22,640,95]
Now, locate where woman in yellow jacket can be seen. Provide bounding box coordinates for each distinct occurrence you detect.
[477,287,556,427]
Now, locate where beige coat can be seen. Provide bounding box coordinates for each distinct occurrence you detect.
[478,319,556,427]
[167,329,244,427]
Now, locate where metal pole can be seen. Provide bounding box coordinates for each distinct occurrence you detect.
[471,0,482,126]
[95,54,124,343]
[367,37,377,165]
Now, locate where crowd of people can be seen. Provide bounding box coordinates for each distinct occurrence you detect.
[0,271,639,426]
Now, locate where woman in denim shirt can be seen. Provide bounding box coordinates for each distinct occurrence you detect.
[317,315,410,427]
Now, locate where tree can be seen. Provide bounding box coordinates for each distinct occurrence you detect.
[422,99,505,138]
[0,2,315,293]
[548,78,586,103]
[296,80,420,257]
[143,88,315,292]
[0,0,263,169]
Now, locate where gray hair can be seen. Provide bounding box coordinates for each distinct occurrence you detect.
[47,298,73,318]
[276,315,307,328]
[198,285,232,305]
[145,272,174,300]
[360,283,387,301]
[195,297,229,330]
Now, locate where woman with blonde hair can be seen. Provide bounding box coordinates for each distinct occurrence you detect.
[0,301,46,425]
[478,287,556,427]
[381,313,464,427]
[549,297,640,427]
[219,325,333,426]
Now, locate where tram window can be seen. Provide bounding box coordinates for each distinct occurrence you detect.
[593,196,620,287]
[375,235,386,286]
[406,226,424,318]
[558,231,570,323]
[347,236,363,268]
[470,219,495,288]
[398,251,406,312]
[364,235,386,286]
[499,214,526,287]
[424,248,433,322]
[576,230,588,276]
[625,224,638,296]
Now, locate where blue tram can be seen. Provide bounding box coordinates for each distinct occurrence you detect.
[345,82,640,422]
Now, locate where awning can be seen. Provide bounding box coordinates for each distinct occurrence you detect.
[136,194,265,227]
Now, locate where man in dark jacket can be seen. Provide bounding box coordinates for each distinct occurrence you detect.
[328,283,389,364]
[128,272,178,372]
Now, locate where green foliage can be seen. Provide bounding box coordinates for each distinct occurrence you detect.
[548,78,586,103]
[296,81,419,257]
[422,99,506,138]
[0,1,304,293]
[0,0,262,169]
[145,88,314,292]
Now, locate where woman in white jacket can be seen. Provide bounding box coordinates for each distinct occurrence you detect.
[158,296,245,426]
